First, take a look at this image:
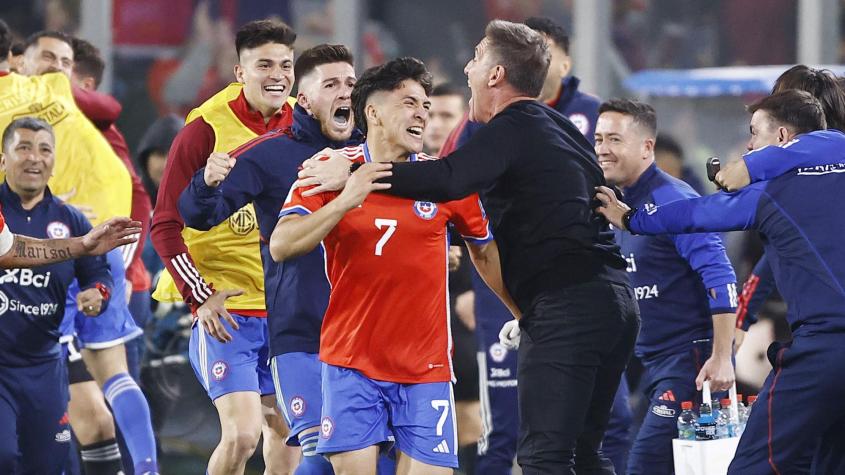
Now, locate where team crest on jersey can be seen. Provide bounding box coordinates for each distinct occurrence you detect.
[320,416,334,439]
[568,113,591,136]
[413,201,438,220]
[47,221,71,239]
[211,360,228,381]
[489,342,508,363]
[290,396,306,418]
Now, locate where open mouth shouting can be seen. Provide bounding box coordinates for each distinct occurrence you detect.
[332,106,352,127]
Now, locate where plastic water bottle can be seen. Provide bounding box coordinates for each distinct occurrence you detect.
[746,395,757,419]
[735,394,748,437]
[695,403,717,440]
[718,398,735,438]
[711,399,722,422]
[677,401,697,440]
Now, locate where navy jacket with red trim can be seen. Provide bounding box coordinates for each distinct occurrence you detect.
[178,105,362,355]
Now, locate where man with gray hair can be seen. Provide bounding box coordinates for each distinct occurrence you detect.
[298,19,639,474]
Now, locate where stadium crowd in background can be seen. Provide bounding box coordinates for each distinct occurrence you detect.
[1,2,845,474]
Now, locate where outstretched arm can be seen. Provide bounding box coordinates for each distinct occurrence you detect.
[717,131,845,191]
[0,217,140,268]
[595,186,760,235]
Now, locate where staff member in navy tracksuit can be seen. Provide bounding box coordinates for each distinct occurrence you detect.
[0,117,115,474]
[594,99,737,474]
[597,90,845,474]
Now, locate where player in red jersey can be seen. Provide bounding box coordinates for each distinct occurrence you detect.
[270,57,519,475]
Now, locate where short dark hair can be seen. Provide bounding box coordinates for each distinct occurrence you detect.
[24,30,73,53]
[10,41,24,56]
[0,18,11,59]
[235,19,296,59]
[294,44,353,83]
[654,133,684,160]
[351,57,433,135]
[524,16,570,54]
[431,82,465,98]
[598,99,658,136]
[2,117,54,153]
[484,20,550,98]
[772,65,845,131]
[748,90,827,134]
[71,37,104,87]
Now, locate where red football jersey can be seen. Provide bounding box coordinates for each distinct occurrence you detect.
[280,144,492,384]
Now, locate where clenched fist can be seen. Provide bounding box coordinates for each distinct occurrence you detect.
[204,152,236,187]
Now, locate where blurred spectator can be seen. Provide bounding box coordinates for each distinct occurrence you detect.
[721,0,796,65]
[612,0,648,71]
[136,113,182,280]
[137,114,182,205]
[146,1,235,116]
[654,133,707,195]
[423,82,466,155]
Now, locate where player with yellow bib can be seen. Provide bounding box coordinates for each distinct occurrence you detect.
[149,19,299,474]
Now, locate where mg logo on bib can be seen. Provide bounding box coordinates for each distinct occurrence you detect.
[413,201,438,220]
[228,207,257,235]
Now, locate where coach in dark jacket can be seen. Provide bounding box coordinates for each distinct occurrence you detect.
[298,20,640,475]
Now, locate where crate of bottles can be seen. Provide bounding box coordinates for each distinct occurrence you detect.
[672,437,740,475]
[672,382,754,475]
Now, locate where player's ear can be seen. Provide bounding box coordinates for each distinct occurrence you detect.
[234,64,245,84]
[488,65,504,87]
[0,153,5,172]
[560,53,572,78]
[297,92,310,113]
[365,103,380,127]
[643,137,655,158]
[776,126,790,144]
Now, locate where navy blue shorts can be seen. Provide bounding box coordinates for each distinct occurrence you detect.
[271,352,323,445]
[0,358,70,474]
